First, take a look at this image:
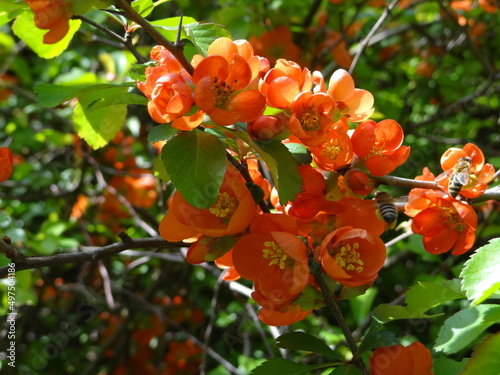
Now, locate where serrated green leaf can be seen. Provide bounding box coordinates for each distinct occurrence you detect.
[12,11,80,58]
[34,83,132,108]
[185,23,232,56]
[259,141,302,203]
[405,280,465,314]
[249,358,315,375]
[284,142,313,165]
[73,86,129,149]
[434,304,500,354]
[148,124,179,143]
[162,130,226,208]
[460,238,500,306]
[276,332,343,361]
[373,304,441,322]
[433,357,468,375]
[459,333,500,375]
[357,330,399,356]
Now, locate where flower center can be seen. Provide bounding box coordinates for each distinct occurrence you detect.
[262,241,292,269]
[333,242,364,273]
[323,143,342,160]
[301,109,320,131]
[440,206,463,231]
[213,77,235,109]
[209,192,238,219]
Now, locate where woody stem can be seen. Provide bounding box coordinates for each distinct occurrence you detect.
[313,269,370,375]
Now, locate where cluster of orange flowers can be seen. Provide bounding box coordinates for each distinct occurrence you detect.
[137,36,497,326]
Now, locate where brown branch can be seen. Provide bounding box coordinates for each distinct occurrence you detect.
[312,268,369,375]
[366,172,439,190]
[115,0,195,75]
[0,238,26,264]
[0,236,179,277]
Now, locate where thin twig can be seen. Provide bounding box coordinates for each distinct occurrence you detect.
[0,237,176,277]
[115,0,194,75]
[349,0,400,74]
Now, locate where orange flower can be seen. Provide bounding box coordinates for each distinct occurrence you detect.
[232,214,310,305]
[109,169,158,209]
[159,164,257,240]
[25,0,72,44]
[288,92,336,146]
[316,226,386,287]
[326,69,374,122]
[247,115,285,141]
[0,147,13,182]
[249,26,303,66]
[370,342,434,375]
[351,119,410,176]
[342,168,375,195]
[436,143,495,199]
[192,55,266,126]
[404,190,477,255]
[185,234,239,266]
[252,288,312,326]
[259,59,312,109]
[335,196,386,237]
[309,125,354,171]
[137,47,204,131]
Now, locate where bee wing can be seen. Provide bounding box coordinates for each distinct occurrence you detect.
[435,170,451,182]
[454,170,470,186]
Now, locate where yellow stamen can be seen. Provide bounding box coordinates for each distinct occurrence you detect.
[301,110,320,131]
[323,143,342,160]
[262,241,291,269]
[333,242,364,273]
[209,192,238,218]
[213,78,234,108]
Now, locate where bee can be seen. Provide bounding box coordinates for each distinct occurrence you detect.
[445,157,471,198]
[375,191,397,229]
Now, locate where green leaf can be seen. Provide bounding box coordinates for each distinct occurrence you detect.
[150,16,198,42]
[460,333,500,375]
[162,130,227,208]
[373,304,441,322]
[284,142,312,165]
[132,0,154,17]
[358,331,399,356]
[185,23,232,56]
[276,331,343,361]
[259,140,303,204]
[12,11,81,59]
[73,86,129,149]
[293,285,326,311]
[405,280,465,314]
[249,358,316,375]
[0,1,27,27]
[86,92,148,110]
[460,238,500,306]
[329,365,363,375]
[434,304,500,354]
[34,83,132,108]
[148,124,179,143]
[432,356,468,375]
[153,154,170,182]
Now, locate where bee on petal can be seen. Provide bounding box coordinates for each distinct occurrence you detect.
[436,156,471,198]
[375,191,397,230]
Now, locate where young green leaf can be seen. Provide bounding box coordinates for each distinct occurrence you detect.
[460,238,500,306]
[12,11,80,59]
[132,0,154,17]
[161,129,227,209]
[405,280,465,314]
[459,332,500,375]
[434,304,500,354]
[432,356,468,375]
[276,331,343,361]
[185,23,232,56]
[357,330,399,356]
[73,86,129,149]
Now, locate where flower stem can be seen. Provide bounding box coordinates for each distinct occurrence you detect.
[312,269,369,375]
